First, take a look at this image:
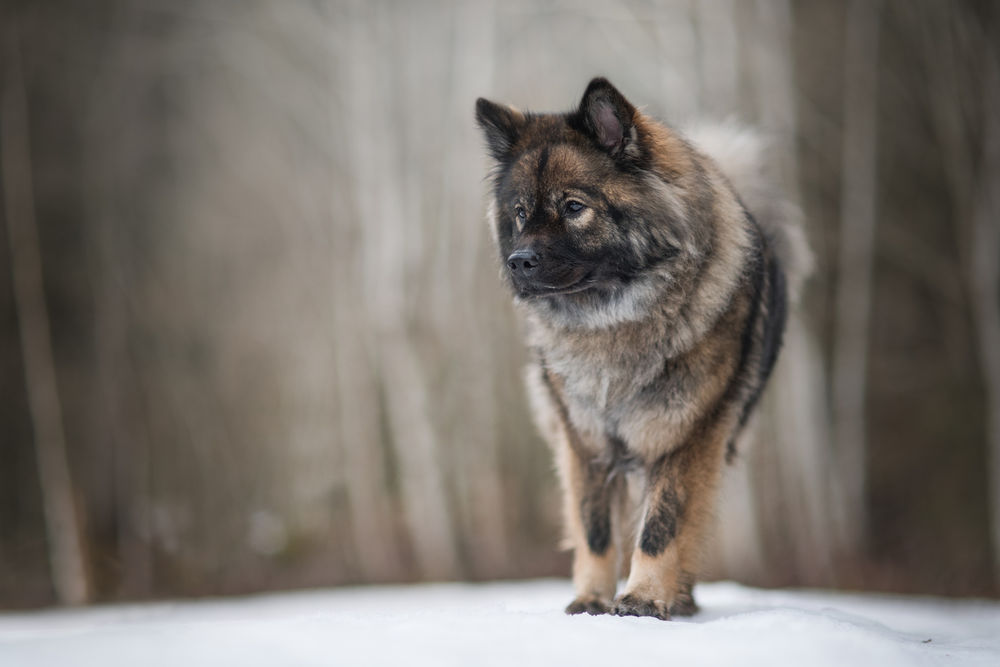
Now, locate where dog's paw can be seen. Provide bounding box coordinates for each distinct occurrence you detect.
[565,595,611,616]
[669,591,699,617]
[611,593,671,620]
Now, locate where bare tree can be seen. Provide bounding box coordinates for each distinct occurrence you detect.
[733,0,842,582]
[831,0,882,554]
[343,3,460,580]
[2,22,90,606]
[912,3,1000,582]
[973,44,1000,588]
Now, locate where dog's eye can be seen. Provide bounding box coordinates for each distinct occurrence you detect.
[515,206,526,220]
[565,200,585,215]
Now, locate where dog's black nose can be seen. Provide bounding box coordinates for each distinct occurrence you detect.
[507,249,540,277]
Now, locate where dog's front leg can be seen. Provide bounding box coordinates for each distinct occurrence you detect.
[612,435,724,620]
[559,436,623,615]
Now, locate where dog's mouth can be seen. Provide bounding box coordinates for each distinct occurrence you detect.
[517,271,597,299]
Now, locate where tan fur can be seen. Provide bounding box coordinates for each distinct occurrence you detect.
[535,300,749,614]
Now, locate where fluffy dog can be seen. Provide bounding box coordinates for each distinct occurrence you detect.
[476,78,809,619]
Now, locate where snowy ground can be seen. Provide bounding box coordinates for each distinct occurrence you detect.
[1,580,998,666]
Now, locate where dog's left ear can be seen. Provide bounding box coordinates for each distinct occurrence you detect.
[476,98,525,162]
[578,78,637,158]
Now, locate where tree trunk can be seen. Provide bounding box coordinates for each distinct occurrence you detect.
[1,22,90,606]
[831,0,881,554]
[969,44,1000,586]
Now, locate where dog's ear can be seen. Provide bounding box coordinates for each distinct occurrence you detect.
[578,78,637,158]
[476,98,525,162]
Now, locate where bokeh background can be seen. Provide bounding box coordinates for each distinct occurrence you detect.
[2,0,998,609]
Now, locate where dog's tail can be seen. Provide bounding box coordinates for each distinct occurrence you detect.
[684,121,813,303]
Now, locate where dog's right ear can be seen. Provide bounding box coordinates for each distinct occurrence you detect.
[476,98,525,162]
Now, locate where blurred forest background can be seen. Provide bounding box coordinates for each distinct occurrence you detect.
[1,0,998,609]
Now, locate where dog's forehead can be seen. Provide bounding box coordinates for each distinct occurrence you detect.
[508,143,610,193]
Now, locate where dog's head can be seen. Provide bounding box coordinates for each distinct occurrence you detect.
[476,78,705,328]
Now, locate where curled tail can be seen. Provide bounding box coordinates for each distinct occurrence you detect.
[684,121,813,303]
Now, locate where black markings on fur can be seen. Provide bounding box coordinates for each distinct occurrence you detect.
[612,593,670,620]
[726,215,789,462]
[758,251,788,387]
[718,218,768,462]
[605,433,642,475]
[538,360,614,555]
[582,437,625,556]
[565,596,610,616]
[581,479,612,555]
[607,202,625,226]
[535,146,550,185]
[640,486,683,556]
[733,226,767,392]
[670,571,700,617]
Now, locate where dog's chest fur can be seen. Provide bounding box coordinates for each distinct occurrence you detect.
[527,306,742,463]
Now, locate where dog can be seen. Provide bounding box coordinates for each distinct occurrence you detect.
[475,78,810,619]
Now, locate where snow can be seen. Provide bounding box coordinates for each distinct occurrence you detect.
[1,580,998,666]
